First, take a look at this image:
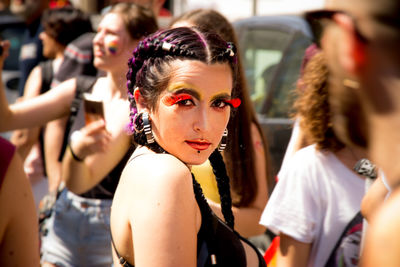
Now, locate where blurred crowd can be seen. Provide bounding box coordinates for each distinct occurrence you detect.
[0,0,400,266]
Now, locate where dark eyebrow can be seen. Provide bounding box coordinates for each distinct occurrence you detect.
[171,88,201,100]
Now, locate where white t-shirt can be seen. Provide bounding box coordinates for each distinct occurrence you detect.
[260,145,365,267]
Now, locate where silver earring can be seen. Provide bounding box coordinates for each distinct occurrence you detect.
[142,112,155,144]
[218,128,228,152]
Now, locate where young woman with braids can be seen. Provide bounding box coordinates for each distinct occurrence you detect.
[110,27,266,266]
[0,3,158,266]
[170,9,270,238]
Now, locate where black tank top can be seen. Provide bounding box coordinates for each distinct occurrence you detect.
[67,85,134,199]
[112,173,266,267]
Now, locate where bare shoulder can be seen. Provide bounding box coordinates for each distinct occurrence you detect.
[124,152,192,187]
[117,150,197,224]
[117,151,195,209]
[362,188,400,266]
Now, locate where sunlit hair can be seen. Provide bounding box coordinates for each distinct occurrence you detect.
[108,2,158,40]
[293,52,345,151]
[172,9,271,206]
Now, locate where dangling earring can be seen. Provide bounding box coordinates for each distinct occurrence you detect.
[142,112,155,144]
[218,128,228,152]
[343,78,360,89]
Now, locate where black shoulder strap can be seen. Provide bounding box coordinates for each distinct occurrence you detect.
[39,60,54,94]
[58,75,97,162]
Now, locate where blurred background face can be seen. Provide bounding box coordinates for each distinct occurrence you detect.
[92,13,136,71]
[10,0,45,21]
[39,30,60,58]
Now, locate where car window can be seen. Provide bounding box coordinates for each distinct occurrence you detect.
[238,26,311,118]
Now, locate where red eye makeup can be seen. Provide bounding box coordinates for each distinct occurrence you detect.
[162,93,193,106]
[225,98,241,108]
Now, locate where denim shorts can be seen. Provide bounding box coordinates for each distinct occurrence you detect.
[41,189,113,267]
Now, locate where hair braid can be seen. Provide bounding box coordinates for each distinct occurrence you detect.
[209,149,235,229]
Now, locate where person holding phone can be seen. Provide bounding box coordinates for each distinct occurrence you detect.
[0,4,158,266]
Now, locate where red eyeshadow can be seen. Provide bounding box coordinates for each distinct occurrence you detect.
[225,98,241,108]
[162,94,192,106]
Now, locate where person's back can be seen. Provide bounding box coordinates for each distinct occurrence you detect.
[0,136,39,266]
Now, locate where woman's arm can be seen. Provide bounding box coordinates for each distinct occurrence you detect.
[209,123,268,237]
[1,42,75,132]
[0,150,40,266]
[62,115,131,194]
[10,65,44,159]
[277,233,312,267]
[361,188,400,267]
[44,117,68,192]
[361,176,388,222]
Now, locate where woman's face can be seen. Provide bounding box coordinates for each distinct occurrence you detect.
[93,13,136,71]
[39,31,62,59]
[148,60,233,165]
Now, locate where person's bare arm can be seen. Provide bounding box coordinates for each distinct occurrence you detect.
[44,117,68,192]
[361,188,400,267]
[208,123,268,237]
[10,65,43,159]
[0,43,75,132]
[361,176,388,222]
[62,116,131,194]
[0,151,40,266]
[277,233,312,267]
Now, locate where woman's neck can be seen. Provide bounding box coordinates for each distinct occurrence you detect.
[52,54,64,74]
[105,71,128,99]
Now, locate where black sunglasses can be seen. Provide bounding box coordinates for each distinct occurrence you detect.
[304,10,368,47]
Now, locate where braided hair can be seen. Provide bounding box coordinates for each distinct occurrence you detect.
[126,26,237,228]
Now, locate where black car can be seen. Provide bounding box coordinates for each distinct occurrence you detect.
[234,15,312,192]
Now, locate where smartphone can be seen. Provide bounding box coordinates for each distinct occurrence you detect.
[83,93,104,125]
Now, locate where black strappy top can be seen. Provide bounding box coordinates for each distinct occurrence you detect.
[111,172,266,267]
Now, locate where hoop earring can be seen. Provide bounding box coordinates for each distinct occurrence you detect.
[218,128,228,152]
[142,112,155,144]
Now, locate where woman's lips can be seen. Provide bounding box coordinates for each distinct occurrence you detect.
[94,47,105,57]
[185,140,211,151]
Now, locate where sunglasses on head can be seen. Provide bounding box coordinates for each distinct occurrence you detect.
[304,10,368,47]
